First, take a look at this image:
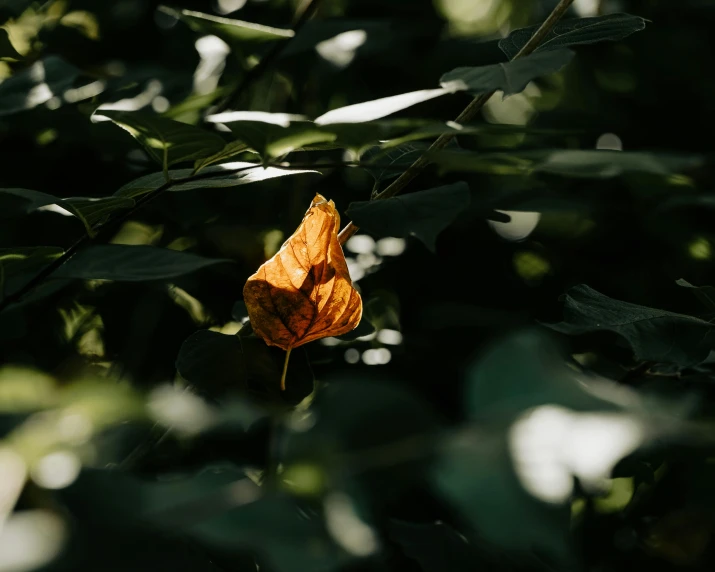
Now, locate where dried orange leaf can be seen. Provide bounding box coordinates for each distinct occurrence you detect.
[243,193,362,357]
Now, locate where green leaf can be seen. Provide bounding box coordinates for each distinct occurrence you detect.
[319,119,431,152]
[193,140,249,173]
[0,56,79,116]
[500,13,647,60]
[381,121,579,149]
[53,245,232,281]
[176,327,314,404]
[282,380,442,501]
[346,182,470,251]
[0,188,66,218]
[160,5,294,45]
[314,88,452,125]
[0,189,134,237]
[545,284,715,367]
[0,28,21,60]
[206,111,336,157]
[433,428,573,561]
[430,149,701,178]
[676,278,715,311]
[113,172,171,199]
[361,143,427,185]
[62,197,135,235]
[115,163,318,199]
[94,110,225,168]
[440,49,574,97]
[531,150,701,178]
[0,247,64,280]
[465,329,620,419]
[432,330,656,562]
[187,494,347,572]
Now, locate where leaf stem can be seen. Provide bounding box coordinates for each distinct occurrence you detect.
[280,347,292,391]
[336,0,576,246]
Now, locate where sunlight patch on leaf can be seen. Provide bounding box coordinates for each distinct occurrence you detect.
[314,88,452,125]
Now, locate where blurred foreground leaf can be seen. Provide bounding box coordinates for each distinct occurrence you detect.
[431,149,701,178]
[0,56,79,116]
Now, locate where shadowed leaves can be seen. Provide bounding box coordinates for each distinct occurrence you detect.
[545,284,715,368]
[499,13,647,60]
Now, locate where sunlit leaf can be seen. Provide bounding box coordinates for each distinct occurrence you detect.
[94,109,225,168]
[280,19,396,57]
[0,28,21,60]
[314,88,452,125]
[53,245,232,281]
[207,112,335,157]
[545,284,715,367]
[160,6,294,45]
[59,10,101,41]
[115,163,318,199]
[440,49,574,97]
[500,13,647,60]
[0,56,79,116]
[244,194,362,372]
[0,189,134,236]
[346,183,470,252]
[193,140,249,173]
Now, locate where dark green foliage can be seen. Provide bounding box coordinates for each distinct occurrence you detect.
[499,13,647,59]
[1,2,713,572]
[545,284,715,368]
[95,110,226,167]
[346,182,471,251]
[440,49,575,97]
[0,56,79,116]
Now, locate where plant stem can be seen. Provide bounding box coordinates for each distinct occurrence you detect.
[280,347,292,391]
[337,0,575,246]
[212,0,323,114]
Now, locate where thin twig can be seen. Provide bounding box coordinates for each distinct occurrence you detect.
[212,0,323,114]
[337,0,576,245]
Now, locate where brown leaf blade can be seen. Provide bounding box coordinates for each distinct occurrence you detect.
[243,194,362,357]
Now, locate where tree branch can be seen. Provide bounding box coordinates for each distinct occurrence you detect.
[337,0,575,245]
